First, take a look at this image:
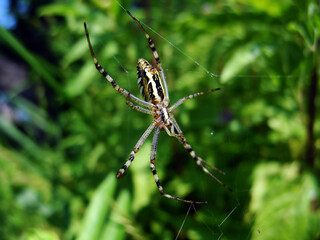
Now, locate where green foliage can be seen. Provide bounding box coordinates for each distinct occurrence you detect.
[0,0,319,239]
[77,173,131,240]
[249,162,320,239]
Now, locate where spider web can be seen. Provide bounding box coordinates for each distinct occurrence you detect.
[109,1,293,239]
[113,1,244,238]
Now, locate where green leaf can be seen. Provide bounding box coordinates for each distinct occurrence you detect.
[221,43,261,83]
[78,173,117,240]
[64,62,96,97]
[100,190,131,240]
[0,116,45,160]
[0,26,60,92]
[238,0,291,17]
[287,20,316,51]
[249,162,320,240]
[63,38,89,66]
[37,2,88,17]
[20,229,60,240]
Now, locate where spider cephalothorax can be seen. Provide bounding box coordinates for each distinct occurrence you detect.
[84,10,231,204]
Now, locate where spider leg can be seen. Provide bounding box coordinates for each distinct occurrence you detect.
[198,159,227,175]
[126,11,161,71]
[116,121,156,178]
[126,11,170,105]
[169,88,220,111]
[175,133,232,192]
[126,94,154,115]
[150,127,207,204]
[84,22,153,108]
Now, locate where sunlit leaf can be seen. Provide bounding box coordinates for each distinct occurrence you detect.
[220,43,261,83]
[21,229,60,240]
[37,2,88,17]
[249,162,320,240]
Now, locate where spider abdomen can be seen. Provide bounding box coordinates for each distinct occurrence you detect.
[137,58,165,104]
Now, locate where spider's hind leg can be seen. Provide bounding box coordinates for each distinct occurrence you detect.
[116,122,156,178]
[150,127,207,204]
[176,134,232,192]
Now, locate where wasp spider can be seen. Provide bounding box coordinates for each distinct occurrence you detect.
[84,11,231,204]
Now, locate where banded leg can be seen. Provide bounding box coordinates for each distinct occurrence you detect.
[169,88,220,111]
[126,94,154,115]
[176,134,232,192]
[116,121,156,178]
[126,11,170,103]
[84,22,153,108]
[150,127,207,204]
[126,11,161,71]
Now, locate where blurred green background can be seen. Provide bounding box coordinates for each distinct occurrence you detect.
[0,0,319,239]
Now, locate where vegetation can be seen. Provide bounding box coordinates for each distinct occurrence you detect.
[0,0,319,239]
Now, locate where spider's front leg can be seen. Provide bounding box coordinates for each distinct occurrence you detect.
[116,121,156,178]
[84,22,153,109]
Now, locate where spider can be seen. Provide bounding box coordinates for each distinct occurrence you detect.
[84,10,232,204]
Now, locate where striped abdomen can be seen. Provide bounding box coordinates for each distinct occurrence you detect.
[137,59,165,104]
